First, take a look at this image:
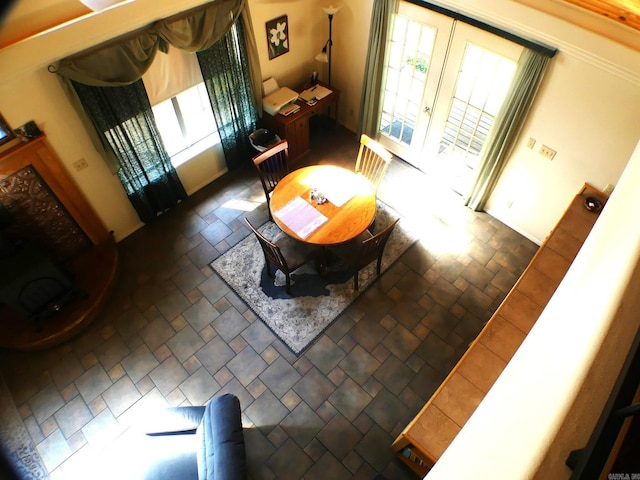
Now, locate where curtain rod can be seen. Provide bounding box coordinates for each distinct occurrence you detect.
[404,0,558,57]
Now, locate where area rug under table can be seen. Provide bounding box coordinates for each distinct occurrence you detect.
[211,201,416,355]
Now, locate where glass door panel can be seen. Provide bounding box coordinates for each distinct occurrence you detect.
[377,3,523,197]
[423,23,521,195]
[377,3,454,165]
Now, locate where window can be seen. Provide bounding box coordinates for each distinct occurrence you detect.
[438,44,516,160]
[151,82,219,167]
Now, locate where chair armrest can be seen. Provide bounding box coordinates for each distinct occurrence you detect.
[197,394,246,480]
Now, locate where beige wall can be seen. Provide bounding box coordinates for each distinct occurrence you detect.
[0,0,639,245]
[251,0,320,89]
[0,0,366,240]
[1,2,640,477]
[0,0,235,240]
[422,0,640,244]
[488,53,640,242]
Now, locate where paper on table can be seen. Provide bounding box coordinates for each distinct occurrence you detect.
[319,182,354,207]
[263,77,279,96]
[299,89,317,103]
[312,84,332,99]
[300,85,332,102]
[274,196,328,239]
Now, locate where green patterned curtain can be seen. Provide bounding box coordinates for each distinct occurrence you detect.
[57,0,260,175]
[358,0,398,137]
[71,80,187,223]
[196,18,258,170]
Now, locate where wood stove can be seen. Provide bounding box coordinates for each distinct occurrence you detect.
[0,172,83,329]
[0,134,118,350]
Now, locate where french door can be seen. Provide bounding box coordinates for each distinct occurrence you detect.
[377,2,523,196]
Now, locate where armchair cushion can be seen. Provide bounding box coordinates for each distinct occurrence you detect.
[92,395,245,480]
[196,394,246,480]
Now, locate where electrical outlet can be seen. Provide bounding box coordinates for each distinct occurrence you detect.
[73,158,88,171]
[526,137,536,149]
[539,145,556,160]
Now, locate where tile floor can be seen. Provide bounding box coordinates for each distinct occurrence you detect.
[0,123,538,479]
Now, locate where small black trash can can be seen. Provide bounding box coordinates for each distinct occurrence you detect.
[249,128,281,153]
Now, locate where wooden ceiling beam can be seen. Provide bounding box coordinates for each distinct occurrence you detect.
[562,0,640,32]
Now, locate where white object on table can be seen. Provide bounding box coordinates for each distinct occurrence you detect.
[273,196,328,239]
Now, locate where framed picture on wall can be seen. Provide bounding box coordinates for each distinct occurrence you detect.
[266,15,289,60]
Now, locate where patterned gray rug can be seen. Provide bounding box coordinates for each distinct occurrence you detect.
[0,374,48,479]
[211,201,416,355]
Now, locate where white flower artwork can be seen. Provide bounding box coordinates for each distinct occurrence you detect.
[266,15,289,59]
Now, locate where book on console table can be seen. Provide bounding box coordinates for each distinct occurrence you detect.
[278,102,301,116]
[300,85,333,103]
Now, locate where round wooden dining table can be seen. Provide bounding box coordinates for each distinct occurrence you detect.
[270,165,377,245]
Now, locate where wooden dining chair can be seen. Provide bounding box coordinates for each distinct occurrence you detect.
[329,218,399,290]
[355,134,393,193]
[245,218,320,294]
[252,139,290,220]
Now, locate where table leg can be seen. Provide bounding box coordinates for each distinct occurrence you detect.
[318,246,330,276]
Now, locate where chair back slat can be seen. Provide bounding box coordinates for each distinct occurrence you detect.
[355,134,393,192]
[357,218,399,269]
[245,218,289,271]
[253,140,290,195]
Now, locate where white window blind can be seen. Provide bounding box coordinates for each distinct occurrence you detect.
[142,46,203,106]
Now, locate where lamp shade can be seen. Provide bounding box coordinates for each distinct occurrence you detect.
[322,5,342,15]
[315,50,328,63]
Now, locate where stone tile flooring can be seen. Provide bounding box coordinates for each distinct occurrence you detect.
[0,124,538,479]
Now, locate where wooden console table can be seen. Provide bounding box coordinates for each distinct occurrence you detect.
[391,184,609,476]
[262,83,340,163]
[0,135,118,350]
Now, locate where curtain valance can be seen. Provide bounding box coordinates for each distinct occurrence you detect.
[55,0,243,86]
[155,0,240,52]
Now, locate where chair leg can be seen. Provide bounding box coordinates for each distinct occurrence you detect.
[266,197,273,221]
[285,272,292,294]
[265,259,273,278]
[317,247,329,276]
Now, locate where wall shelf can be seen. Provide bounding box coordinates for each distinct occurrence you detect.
[391,183,609,475]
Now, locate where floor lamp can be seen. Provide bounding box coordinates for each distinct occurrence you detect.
[315,5,341,85]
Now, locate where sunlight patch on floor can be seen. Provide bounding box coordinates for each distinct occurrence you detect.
[222,198,260,212]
